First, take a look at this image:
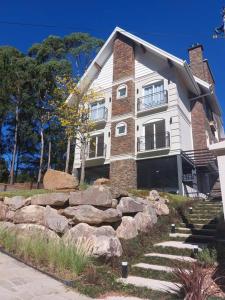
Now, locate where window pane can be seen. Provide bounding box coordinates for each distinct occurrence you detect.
[89,137,96,158]
[97,135,104,156]
[155,120,166,148]
[119,87,126,97]
[118,125,125,134]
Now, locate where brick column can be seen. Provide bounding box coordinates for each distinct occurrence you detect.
[109,34,137,189]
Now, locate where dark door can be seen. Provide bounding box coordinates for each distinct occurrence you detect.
[97,134,104,157]
[145,123,154,150]
[155,120,166,148]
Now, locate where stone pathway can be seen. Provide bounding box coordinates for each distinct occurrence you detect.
[117,200,223,296]
[0,252,146,300]
[0,251,91,300]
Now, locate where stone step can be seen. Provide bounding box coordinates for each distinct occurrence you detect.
[144,253,196,263]
[118,276,181,294]
[169,233,214,241]
[154,241,206,250]
[179,223,217,229]
[176,227,216,235]
[188,218,218,223]
[132,263,174,273]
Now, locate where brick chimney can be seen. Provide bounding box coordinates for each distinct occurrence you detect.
[188,43,214,85]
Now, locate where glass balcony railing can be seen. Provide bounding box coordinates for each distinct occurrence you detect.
[137,90,168,112]
[137,132,170,152]
[89,107,108,122]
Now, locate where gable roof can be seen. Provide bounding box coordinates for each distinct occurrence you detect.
[67,27,222,116]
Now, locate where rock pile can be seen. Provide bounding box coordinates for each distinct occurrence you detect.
[0,186,169,258]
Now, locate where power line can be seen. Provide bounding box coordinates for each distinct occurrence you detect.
[0,20,213,40]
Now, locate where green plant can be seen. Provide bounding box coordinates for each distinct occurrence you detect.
[0,228,92,277]
[197,248,217,267]
[79,182,90,190]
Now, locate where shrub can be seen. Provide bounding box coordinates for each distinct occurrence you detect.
[173,263,220,300]
[197,248,217,268]
[0,228,92,276]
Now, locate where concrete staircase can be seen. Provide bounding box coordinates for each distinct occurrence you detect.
[118,199,223,296]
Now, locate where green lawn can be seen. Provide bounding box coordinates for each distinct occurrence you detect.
[0,189,50,198]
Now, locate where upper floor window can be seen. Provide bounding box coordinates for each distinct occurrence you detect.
[115,122,127,137]
[90,99,107,121]
[117,84,127,99]
[138,81,166,112]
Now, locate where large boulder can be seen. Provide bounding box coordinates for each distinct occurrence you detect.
[15,224,60,242]
[109,187,129,199]
[30,193,69,207]
[63,223,122,258]
[69,185,113,208]
[116,216,138,240]
[4,196,30,211]
[44,206,69,234]
[93,178,110,186]
[117,197,144,214]
[148,190,160,201]
[13,205,46,225]
[134,212,154,233]
[152,201,169,216]
[0,202,9,221]
[43,169,79,190]
[143,205,158,224]
[0,221,16,231]
[62,205,121,225]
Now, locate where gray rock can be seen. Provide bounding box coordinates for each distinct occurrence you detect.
[0,221,16,231]
[116,216,138,240]
[43,169,79,190]
[0,202,8,221]
[30,193,69,207]
[117,197,144,214]
[152,201,169,216]
[62,205,121,225]
[134,212,154,232]
[44,206,69,234]
[15,224,60,242]
[112,199,118,208]
[4,196,30,211]
[63,223,122,258]
[148,190,160,201]
[143,205,158,224]
[69,185,113,207]
[110,187,129,199]
[14,205,46,225]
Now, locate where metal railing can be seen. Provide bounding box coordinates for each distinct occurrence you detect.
[137,90,168,112]
[87,144,107,159]
[183,174,194,182]
[89,107,108,122]
[137,132,170,152]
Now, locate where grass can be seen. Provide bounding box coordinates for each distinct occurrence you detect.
[0,227,92,279]
[0,189,50,198]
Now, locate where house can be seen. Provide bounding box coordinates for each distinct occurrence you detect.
[67,27,224,197]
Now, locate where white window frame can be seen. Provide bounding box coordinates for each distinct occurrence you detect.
[90,99,105,121]
[115,122,127,137]
[117,84,127,99]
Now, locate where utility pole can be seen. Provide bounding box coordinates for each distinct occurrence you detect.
[213,7,225,39]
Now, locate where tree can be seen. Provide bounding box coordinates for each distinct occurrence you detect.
[56,77,98,183]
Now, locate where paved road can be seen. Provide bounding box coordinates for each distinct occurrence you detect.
[0,251,91,300]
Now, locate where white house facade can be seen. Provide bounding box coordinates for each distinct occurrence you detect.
[68,27,224,197]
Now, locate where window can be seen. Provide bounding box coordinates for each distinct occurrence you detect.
[90,99,106,121]
[117,84,127,99]
[142,81,164,107]
[144,120,168,150]
[115,122,127,137]
[88,134,105,158]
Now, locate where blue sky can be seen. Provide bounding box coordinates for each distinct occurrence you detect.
[1,0,225,122]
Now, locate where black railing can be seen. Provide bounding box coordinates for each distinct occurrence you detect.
[183,174,194,182]
[87,144,107,159]
[137,90,168,112]
[137,132,170,152]
[89,107,108,122]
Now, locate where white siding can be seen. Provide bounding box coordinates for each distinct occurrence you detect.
[89,53,113,90]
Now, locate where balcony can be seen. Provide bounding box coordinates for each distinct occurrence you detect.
[137,90,168,113]
[87,143,107,160]
[137,132,170,153]
[89,107,108,123]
